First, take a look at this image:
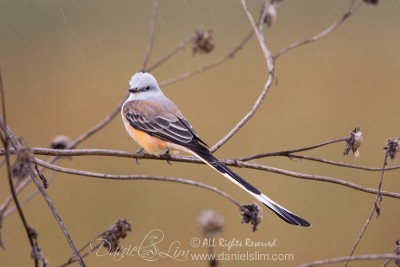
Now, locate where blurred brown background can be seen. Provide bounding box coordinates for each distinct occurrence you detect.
[1,0,400,266]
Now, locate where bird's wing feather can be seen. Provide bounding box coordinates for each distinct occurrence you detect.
[123,100,209,149]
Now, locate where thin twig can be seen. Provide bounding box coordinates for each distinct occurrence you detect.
[69,93,127,149]
[3,173,55,219]
[211,1,275,153]
[32,157,242,209]
[141,0,159,71]
[0,92,128,218]
[147,35,196,72]
[29,147,400,200]
[59,240,102,267]
[0,69,40,266]
[343,151,390,267]
[274,0,363,60]
[297,253,399,267]
[238,138,347,161]
[159,30,254,87]
[1,119,85,267]
[2,145,399,200]
[4,146,400,173]
[283,154,400,172]
[232,160,400,199]
[380,258,392,267]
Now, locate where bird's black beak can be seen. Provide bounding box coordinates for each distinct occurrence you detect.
[128,88,137,93]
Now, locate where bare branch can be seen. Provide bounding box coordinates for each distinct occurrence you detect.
[159,30,254,87]
[2,146,399,200]
[3,174,55,219]
[141,0,159,71]
[0,118,85,267]
[283,154,400,172]
[274,0,363,60]
[238,138,347,161]
[211,1,275,153]
[343,150,390,267]
[69,94,127,149]
[4,146,400,173]
[297,253,399,267]
[32,157,242,209]
[147,34,196,72]
[233,160,400,199]
[0,69,41,266]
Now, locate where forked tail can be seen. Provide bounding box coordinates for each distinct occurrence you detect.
[193,149,311,227]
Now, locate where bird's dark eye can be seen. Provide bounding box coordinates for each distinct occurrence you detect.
[146,86,150,91]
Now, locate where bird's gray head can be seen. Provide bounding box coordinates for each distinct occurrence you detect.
[128,72,163,100]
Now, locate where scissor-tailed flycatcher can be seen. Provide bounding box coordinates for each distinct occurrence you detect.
[121,72,310,227]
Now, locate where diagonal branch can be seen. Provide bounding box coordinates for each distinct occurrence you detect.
[211,0,275,153]
[0,69,40,266]
[343,150,390,267]
[159,30,254,87]
[147,34,196,72]
[141,0,159,71]
[274,0,363,60]
[0,118,85,267]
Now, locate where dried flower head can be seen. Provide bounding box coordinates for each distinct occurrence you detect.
[241,203,263,232]
[198,210,224,237]
[395,239,400,267]
[50,135,72,149]
[102,219,132,250]
[193,30,215,55]
[260,2,279,27]
[11,146,32,180]
[344,127,363,158]
[384,138,400,161]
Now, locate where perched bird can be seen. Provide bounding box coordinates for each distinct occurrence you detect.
[121,72,310,227]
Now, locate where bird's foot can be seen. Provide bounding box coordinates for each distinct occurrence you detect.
[134,148,145,165]
[164,150,172,165]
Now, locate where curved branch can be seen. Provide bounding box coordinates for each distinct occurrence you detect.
[274,0,363,60]
[286,154,400,172]
[231,160,400,199]
[159,30,254,87]
[211,1,275,153]
[31,158,242,209]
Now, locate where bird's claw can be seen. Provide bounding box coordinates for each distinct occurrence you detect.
[164,150,172,165]
[135,148,145,165]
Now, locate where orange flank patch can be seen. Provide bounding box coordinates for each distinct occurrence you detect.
[126,126,168,155]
